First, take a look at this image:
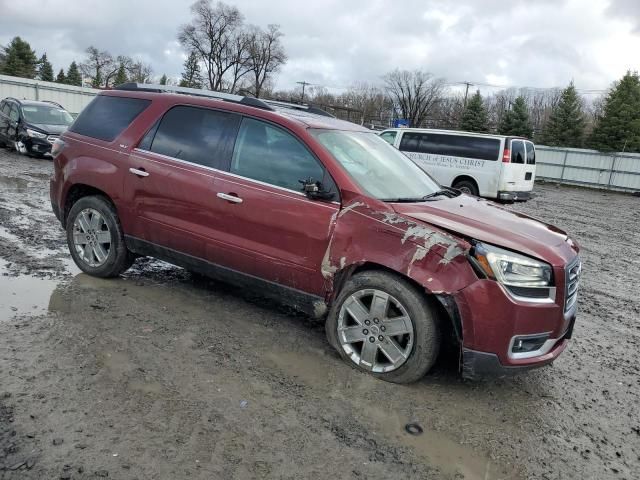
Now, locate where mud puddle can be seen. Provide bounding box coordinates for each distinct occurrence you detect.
[0,265,60,320]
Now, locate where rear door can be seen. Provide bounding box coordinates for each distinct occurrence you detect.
[123,105,240,259]
[211,117,339,296]
[7,104,20,141]
[500,138,528,192]
[524,141,536,188]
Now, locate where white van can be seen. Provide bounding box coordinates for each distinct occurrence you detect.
[379,128,536,201]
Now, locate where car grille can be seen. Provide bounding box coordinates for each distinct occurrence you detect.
[565,257,581,312]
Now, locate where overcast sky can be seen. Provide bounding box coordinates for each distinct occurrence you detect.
[1,0,638,96]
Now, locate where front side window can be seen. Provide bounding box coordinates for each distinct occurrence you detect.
[147,106,237,168]
[70,95,150,142]
[0,102,9,116]
[231,118,325,191]
[312,129,440,201]
[380,131,397,145]
[9,105,19,122]
[511,140,525,164]
[21,105,73,126]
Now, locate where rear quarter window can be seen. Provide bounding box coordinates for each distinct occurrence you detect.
[69,95,150,142]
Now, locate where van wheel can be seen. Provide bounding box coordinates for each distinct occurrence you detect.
[66,195,135,278]
[326,271,441,384]
[453,179,479,196]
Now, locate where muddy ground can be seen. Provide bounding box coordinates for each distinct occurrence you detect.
[0,148,638,480]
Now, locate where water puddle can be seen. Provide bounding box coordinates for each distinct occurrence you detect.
[0,266,60,320]
[267,349,513,480]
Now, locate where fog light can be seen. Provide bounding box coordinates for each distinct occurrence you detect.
[511,334,549,354]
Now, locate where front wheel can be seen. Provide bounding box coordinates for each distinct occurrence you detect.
[66,195,135,278]
[326,271,441,384]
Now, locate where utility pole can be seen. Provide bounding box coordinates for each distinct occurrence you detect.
[297,81,311,102]
[462,81,473,107]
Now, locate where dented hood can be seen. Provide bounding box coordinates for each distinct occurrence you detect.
[392,194,577,266]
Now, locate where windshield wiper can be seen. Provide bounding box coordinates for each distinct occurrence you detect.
[381,197,426,203]
[421,188,460,200]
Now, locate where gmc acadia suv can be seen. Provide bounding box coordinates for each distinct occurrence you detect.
[50,83,581,383]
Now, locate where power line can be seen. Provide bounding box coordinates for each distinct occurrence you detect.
[296,81,312,102]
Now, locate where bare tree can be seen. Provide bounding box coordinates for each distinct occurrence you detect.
[178,0,244,91]
[247,24,286,98]
[383,69,444,127]
[226,29,252,93]
[81,46,114,88]
[128,60,153,83]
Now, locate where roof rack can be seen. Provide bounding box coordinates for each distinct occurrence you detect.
[262,99,335,118]
[113,83,275,111]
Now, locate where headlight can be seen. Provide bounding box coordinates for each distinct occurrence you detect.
[26,128,47,139]
[470,242,555,302]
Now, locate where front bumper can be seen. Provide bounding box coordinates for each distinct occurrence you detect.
[19,135,56,156]
[498,190,532,202]
[451,273,577,379]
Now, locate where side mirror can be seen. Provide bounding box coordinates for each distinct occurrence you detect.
[299,178,335,201]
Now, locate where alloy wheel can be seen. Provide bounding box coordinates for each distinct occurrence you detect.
[72,208,112,267]
[337,289,414,373]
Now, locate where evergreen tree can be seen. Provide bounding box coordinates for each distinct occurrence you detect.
[38,53,54,82]
[55,68,66,84]
[179,52,203,88]
[66,61,82,86]
[589,71,640,153]
[459,90,488,132]
[0,36,38,78]
[540,82,585,147]
[114,63,128,86]
[159,74,168,85]
[498,96,533,138]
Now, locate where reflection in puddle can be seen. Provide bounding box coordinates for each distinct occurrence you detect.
[0,266,60,320]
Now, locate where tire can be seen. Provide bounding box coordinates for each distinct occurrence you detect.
[326,270,441,384]
[66,195,135,278]
[452,179,479,196]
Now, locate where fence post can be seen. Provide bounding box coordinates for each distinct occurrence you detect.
[607,155,618,188]
[560,150,569,180]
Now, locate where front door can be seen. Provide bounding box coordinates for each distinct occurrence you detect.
[211,117,339,296]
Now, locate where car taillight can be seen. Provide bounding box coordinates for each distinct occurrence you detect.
[502,149,511,163]
[51,138,66,157]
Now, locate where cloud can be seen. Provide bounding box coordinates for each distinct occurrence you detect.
[0,0,638,93]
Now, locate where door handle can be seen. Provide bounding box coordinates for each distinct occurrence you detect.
[216,192,243,204]
[129,167,149,177]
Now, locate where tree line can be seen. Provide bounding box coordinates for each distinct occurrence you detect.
[1,0,639,153]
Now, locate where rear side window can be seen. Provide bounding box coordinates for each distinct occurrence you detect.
[145,106,238,168]
[511,140,525,164]
[525,141,535,164]
[399,132,500,161]
[231,117,324,191]
[380,131,397,145]
[70,95,150,142]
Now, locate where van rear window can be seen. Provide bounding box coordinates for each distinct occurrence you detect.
[69,95,150,142]
[399,132,500,161]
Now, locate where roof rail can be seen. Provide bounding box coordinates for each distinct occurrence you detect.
[262,99,335,118]
[113,83,274,112]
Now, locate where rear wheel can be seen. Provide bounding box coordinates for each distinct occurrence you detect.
[452,179,479,196]
[326,270,441,384]
[66,196,135,278]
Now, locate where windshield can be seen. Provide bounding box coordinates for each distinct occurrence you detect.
[311,129,440,200]
[21,105,73,126]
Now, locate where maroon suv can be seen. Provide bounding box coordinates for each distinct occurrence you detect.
[49,84,581,383]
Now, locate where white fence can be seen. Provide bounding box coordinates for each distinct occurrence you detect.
[536,146,640,193]
[0,74,99,115]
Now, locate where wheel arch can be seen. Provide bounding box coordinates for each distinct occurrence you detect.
[451,174,479,192]
[330,261,462,345]
[63,183,115,226]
